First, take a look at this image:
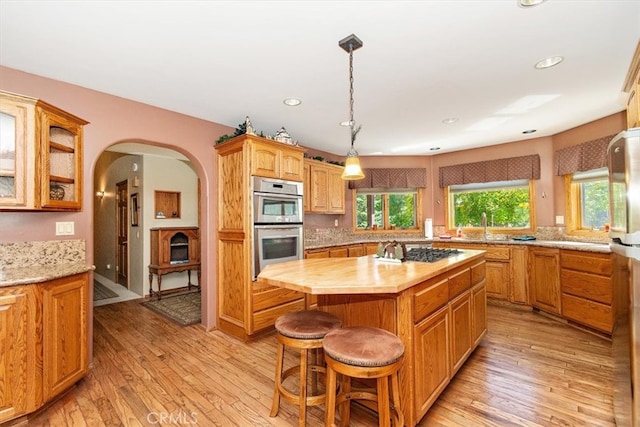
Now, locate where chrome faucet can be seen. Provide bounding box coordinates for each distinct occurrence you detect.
[481,212,487,240]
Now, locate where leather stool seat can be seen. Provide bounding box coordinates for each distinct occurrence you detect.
[323,326,404,427]
[270,310,342,426]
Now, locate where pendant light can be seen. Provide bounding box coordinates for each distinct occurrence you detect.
[339,34,365,180]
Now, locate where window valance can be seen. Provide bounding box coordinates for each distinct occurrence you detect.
[555,134,615,176]
[438,154,540,188]
[348,168,426,189]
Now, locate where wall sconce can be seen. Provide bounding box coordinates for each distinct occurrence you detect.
[96,191,105,199]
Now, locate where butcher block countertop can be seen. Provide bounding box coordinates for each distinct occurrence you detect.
[258,249,486,294]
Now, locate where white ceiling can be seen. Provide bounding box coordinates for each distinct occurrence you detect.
[1,1,639,157]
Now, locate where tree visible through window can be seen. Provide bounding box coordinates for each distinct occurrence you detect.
[447,180,533,230]
[355,190,418,230]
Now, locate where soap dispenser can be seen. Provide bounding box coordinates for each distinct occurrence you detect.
[456,224,462,238]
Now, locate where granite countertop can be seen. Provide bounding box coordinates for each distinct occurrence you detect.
[305,238,611,254]
[0,263,95,287]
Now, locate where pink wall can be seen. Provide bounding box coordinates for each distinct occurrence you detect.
[0,66,233,331]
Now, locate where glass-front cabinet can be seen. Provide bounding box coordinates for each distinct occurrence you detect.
[0,91,87,211]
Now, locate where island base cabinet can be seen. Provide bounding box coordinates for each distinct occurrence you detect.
[42,275,89,402]
[450,290,472,375]
[413,306,450,417]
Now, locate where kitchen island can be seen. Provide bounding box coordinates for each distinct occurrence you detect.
[258,250,486,426]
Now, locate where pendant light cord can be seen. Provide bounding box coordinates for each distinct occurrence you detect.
[348,44,361,150]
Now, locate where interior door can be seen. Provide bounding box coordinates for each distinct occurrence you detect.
[116,180,128,288]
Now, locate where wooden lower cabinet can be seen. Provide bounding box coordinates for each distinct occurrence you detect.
[529,247,561,315]
[42,275,89,401]
[560,250,615,334]
[413,306,450,416]
[0,287,34,422]
[319,258,487,425]
[449,290,472,375]
[509,246,529,304]
[0,273,88,424]
[485,261,509,300]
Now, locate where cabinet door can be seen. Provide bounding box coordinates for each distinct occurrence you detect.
[327,167,345,213]
[0,290,29,423]
[310,165,329,212]
[485,260,509,300]
[529,248,561,315]
[449,290,472,375]
[42,274,88,402]
[280,148,304,181]
[0,99,31,208]
[251,141,280,178]
[414,306,450,418]
[37,106,84,210]
[509,247,529,304]
[471,280,487,347]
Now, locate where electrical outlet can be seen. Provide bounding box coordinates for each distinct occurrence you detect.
[334,219,339,227]
[555,215,564,225]
[106,264,111,270]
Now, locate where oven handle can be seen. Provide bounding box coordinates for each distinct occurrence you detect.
[254,224,303,230]
[253,192,302,200]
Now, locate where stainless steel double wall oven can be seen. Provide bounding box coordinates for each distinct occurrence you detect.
[252,176,304,280]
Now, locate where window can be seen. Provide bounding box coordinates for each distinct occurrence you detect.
[354,189,420,231]
[565,168,609,234]
[446,179,534,232]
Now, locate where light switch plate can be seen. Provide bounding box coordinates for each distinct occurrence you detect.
[55,221,74,236]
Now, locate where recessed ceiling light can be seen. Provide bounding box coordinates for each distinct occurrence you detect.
[519,0,546,7]
[534,56,564,69]
[283,98,301,106]
[522,129,537,134]
[340,120,353,127]
[430,147,441,151]
[442,117,458,124]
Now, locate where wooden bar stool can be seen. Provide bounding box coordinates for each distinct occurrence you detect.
[270,310,342,426]
[323,326,404,427]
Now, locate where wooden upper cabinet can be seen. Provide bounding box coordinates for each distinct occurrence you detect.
[249,138,305,181]
[305,158,346,214]
[623,41,640,128]
[0,91,88,211]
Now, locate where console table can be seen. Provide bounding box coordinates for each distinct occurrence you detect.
[148,262,201,300]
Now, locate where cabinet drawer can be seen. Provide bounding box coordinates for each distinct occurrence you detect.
[484,246,510,261]
[449,268,471,299]
[471,261,486,286]
[562,293,613,334]
[560,250,612,276]
[252,284,304,312]
[414,278,448,323]
[347,245,365,257]
[253,299,306,332]
[561,269,612,304]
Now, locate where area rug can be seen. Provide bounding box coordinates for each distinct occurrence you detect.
[94,280,118,301]
[141,292,201,326]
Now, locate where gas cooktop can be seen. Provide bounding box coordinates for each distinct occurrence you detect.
[404,247,462,263]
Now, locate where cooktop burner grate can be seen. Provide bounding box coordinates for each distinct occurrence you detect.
[404,248,462,263]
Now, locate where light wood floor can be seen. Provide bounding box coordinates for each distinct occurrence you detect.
[23,301,615,426]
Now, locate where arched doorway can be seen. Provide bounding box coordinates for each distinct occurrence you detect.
[92,141,202,305]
